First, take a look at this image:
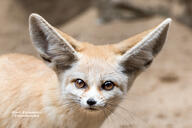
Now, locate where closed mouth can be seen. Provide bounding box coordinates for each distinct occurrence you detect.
[86,107,99,111]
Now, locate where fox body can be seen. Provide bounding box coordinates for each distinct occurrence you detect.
[0,14,171,128]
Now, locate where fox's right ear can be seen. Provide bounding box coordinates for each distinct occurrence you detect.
[29,13,80,72]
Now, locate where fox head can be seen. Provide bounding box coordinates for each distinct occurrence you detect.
[29,14,171,113]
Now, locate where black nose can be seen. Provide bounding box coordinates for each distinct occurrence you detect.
[87,98,96,106]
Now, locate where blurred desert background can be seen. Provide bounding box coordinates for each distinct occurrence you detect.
[0,0,192,128]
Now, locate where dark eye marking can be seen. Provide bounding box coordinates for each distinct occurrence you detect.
[73,79,87,89]
[40,54,52,63]
[144,60,153,67]
[101,81,115,91]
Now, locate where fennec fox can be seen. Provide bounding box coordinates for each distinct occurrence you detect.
[0,14,171,128]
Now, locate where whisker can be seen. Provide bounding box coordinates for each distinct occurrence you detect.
[103,106,116,125]
[106,102,149,128]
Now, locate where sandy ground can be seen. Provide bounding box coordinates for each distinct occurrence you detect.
[0,7,192,128]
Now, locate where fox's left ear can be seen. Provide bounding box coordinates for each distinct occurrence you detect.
[115,18,172,73]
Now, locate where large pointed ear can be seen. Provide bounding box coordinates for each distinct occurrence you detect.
[115,18,172,74]
[29,13,81,72]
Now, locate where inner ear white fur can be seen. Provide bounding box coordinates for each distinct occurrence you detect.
[119,18,172,73]
[29,13,78,70]
[29,13,77,54]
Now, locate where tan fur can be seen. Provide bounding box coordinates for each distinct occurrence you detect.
[56,28,118,58]
[0,54,58,127]
[56,28,152,59]
[0,29,150,127]
[0,54,111,128]
[0,15,171,128]
[0,54,102,128]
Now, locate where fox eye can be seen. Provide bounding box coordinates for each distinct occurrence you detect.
[74,79,87,89]
[101,81,114,91]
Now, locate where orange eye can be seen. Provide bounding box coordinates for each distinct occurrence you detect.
[74,79,87,89]
[101,81,114,91]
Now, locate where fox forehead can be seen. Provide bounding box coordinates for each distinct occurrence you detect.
[57,29,117,59]
[58,28,153,59]
[76,42,117,59]
[63,55,128,88]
